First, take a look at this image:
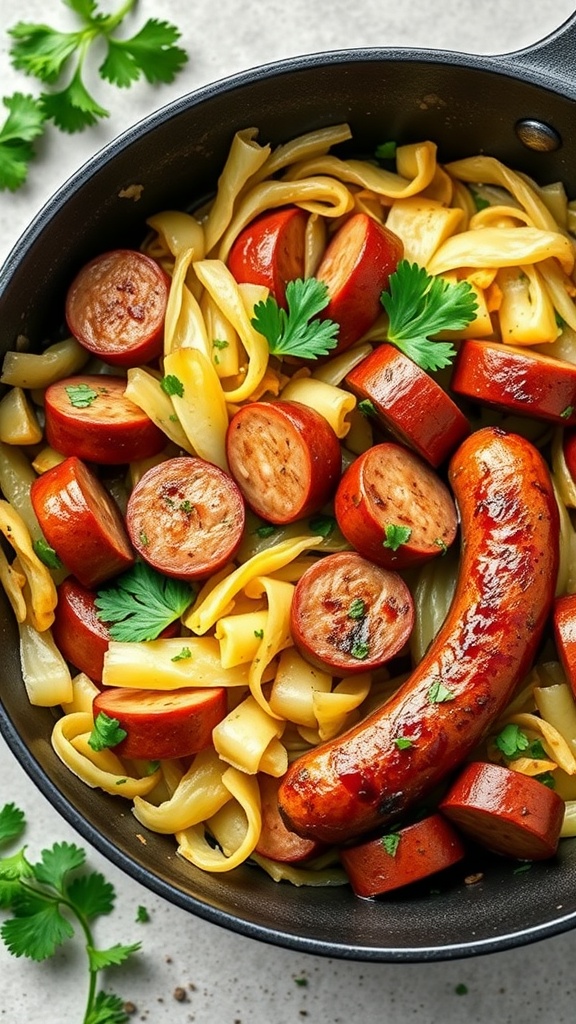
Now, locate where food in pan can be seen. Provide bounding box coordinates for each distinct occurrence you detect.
[2,122,576,897]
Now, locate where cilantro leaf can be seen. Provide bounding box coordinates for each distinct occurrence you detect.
[136,904,150,923]
[0,850,34,885]
[88,712,128,753]
[495,723,530,759]
[252,278,339,360]
[0,804,26,848]
[95,560,194,642]
[1,896,74,961]
[381,260,477,371]
[161,373,184,397]
[100,19,188,88]
[383,523,412,551]
[65,381,100,407]
[9,22,80,84]
[67,871,115,920]
[394,736,414,750]
[308,513,336,538]
[0,93,45,192]
[348,598,366,620]
[88,941,141,972]
[41,65,109,132]
[381,833,401,856]
[427,679,455,703]
[33,537,63,569]
[33,842,85,891]
[86,991,131,1024]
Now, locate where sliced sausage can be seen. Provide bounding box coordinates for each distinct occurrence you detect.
[439,761,565,860]
[290,551,414,675]
[315,213,403,355]
[451,339,576,425]
[553,593,576,700]
[65,249,170,368]
[340,814,465,897]
[125,456,245,580]
[30,456,134,588]
[345,343,470,466]
[278,427,559,844]
[226,400,341,524]
[227,206,307,306]
[255,774,325,864]
[92,686,227,760]
[334,442,458,569]
[44,374,166,465]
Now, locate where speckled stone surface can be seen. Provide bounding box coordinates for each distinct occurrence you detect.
[2,1,576,1020]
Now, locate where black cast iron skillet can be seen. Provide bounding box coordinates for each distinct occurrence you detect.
[1,12,576,963]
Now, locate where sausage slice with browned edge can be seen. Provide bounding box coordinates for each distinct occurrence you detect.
[335,441,458,569]
[290,551,414,675]
[227,206,307,306]
[125,456,245,580]
[277,427,559,844]
[226,400,341,524]
[65,249,170,368]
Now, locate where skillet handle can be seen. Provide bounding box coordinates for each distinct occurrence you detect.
[500,9,576,94]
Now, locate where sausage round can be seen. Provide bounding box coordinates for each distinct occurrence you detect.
[290,551,414,675]
[125,456,245,580]
[278,427,559,844]
[30,456,134,588]
[226,400,341,524]
[334,442,458,569]
[227,206,307,306]
[44,374,166,465]
[65,249,170,368]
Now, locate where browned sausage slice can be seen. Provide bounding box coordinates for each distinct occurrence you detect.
[255,774,325,864]
[226,400,341,524]
[44,374,165,465]
[227,206,307,306]
[334,442,458,569]
[125,456,245,580]
[30,456,134,588]
[440,761,565,860]
[290,551,414,675]
[340,814,465,897]
[65,249,170,368]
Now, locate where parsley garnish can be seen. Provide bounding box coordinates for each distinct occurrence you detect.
[380,260,478,371]
[433,537,448,555]
[0,93,45,192]
[95,561,194,642]
[375,141,397,160]
[88,712,127,752]
[160,373,184,397]
[561,405,574,419]
[308,513,336,538]
[135,905,150,923]
[254,629,264,639]
[470,189,490,212]
[357,398,377,417]
[494,724,548,762]
[536,771,556,789]
[394,736,414,750]
[251,277,339,360]
[381,832,401,857]
[350,640,370,660]
[383,523,412,551]
[427,679,455,703]
[65,382,99,408]
[33,537,63,569]
[254,524,278,538]
[212,338,229,350]
[171,646,191,662]
[348,598,366,620]
[0,803,139,1023]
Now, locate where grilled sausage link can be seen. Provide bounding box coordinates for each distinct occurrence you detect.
[277,427,560,844]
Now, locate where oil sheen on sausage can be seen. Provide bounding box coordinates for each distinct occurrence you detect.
[277,427,560,844]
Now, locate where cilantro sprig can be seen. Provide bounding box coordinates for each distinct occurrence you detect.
[0,803,139,1023]
[0,0,188,190]
[251,277,340,360]
[380,260,478,372]
[95,560,195,642]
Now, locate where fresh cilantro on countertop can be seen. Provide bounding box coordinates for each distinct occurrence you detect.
[95,560,195,642]
[0,803,139,1023]
[251,277,340,360]
[0,0,188,190]
[380,260,478,372]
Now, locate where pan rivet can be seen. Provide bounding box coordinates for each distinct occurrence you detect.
[515,119,562,152]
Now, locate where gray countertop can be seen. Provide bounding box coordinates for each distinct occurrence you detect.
[2,1,576,1020]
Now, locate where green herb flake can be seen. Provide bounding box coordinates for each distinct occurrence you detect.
[471,188,490,212]
[535,771,556,789]
[513,862,532,875]
[494,723,530,759]
[88,712,127,752]
[251,277,339,360]
[381,832,401,857]
[294,976,308,987]
[455,983,469,996]
[139,531,149,547]
[375,140,397,160]
[33,537,63,569]
[179,500,193,514]
[358,398,377,417]
[348,598,366,620]
[383,523,412,551]
[255,524,278,538]
[65,382,99,408]
[350,640,370,661]
[561,405,574,419]
[136,905,150,923]
[394,736,414,750]
[161,373,184,397]
[308,513,336,538]
[254,629,264,639]
[434,537,448,555]
[212,338,229,350]
[95,561,195,643]
[427,679,455,704]
[144,761,160,776]
[171,646,192,662]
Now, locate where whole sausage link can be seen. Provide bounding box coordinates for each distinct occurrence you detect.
[277,426,560,844]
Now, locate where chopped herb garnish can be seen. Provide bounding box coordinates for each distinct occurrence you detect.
[254,629,264,639]
[171,646,191,662]
[380,260,478,371]
[88,712,127,752]
[161,373,184,397]
[33,537,62,569]
[212,338,229,350]
[427,679,455,704]
[470,189,490,212]
[455,983,469,995]
[513,862,532,874]
[308,513,336,538]
[433,537,448,555]
[357,398,377,417]
[143,761,160,776]
[535,771,556,789]
[348,598,366,620]
[394,736,414,750]
[494,723,529,759]
[65,382,99,408]
[375,140,397,161]
[556,311,566,329]
[561,405,574,419]
[350,640,370,660]
[381,832,401,857]
[95,561,195,642]
[179,500,193,514]
[383,523,412,551]
[251,277,339,360]
[255,524,278,538]
[136,905,150,923]
[139,531,149,547]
